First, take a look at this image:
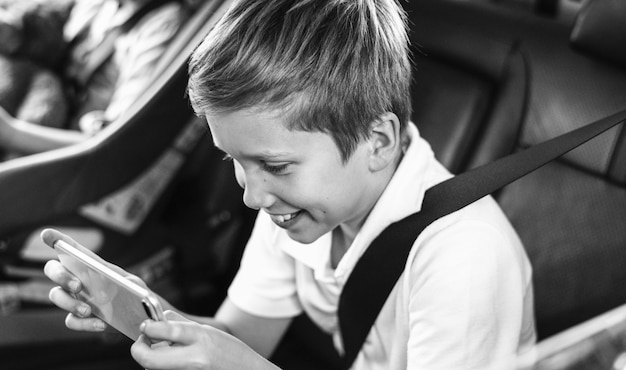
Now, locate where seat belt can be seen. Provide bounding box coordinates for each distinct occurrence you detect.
[337,108,626,369]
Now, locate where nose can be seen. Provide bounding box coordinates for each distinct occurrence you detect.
[234,162,275,210]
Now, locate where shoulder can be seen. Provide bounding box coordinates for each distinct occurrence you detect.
[408,196,528,284]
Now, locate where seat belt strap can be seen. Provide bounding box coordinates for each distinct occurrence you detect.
[337,108,626,369]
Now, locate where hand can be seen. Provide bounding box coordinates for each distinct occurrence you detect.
[42,228,143,333]
[78,110,108,136]
[131,311,279,370]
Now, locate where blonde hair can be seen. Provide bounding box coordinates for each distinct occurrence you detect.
[188,0,411,161]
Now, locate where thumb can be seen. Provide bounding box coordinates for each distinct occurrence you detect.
[164,310,191,322]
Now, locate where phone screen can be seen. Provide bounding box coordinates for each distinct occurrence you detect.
[53,240,164,341]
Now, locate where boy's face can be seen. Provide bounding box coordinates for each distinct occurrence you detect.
[207,108,380,244]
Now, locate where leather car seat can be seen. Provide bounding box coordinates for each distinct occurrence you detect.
[402,0,626,342]
[0,1,236,369]
[406,0,528,173]
[0,0,232,240]
[495,0,626,339]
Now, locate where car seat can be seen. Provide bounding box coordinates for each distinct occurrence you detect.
[516,0,626,359]
[406,0,528,174]
[0,0,231,239]
[399,0,626,343]
[491,0,626,340]
[0,1,236,369]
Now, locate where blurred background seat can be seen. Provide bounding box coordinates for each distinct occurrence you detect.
[406,0,529,174]
[398,0,626,342]
[0,0,227,240]
[485,0,626,339]
[0,1,238,369]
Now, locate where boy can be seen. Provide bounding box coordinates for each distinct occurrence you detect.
[44,0,536,369]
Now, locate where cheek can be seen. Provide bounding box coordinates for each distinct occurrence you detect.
[282,156,360,210]
[299,168,353,208]
[274,172,326,210]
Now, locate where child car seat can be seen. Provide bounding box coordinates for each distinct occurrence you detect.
[0,0,230,239]
[0,1,235,369]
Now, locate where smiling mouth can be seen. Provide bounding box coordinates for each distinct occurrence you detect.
[269,211,302,226]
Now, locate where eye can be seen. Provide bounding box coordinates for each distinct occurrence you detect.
[262,161,289,175]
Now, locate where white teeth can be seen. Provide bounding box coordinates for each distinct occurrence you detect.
[272,212,298,224]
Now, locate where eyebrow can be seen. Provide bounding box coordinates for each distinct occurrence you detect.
[255,150,293,159]
[212,144,292,160]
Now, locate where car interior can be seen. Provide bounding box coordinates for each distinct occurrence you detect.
[0,0,625,369]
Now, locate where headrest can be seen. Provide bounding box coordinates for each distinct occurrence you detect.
[570,0,626,67]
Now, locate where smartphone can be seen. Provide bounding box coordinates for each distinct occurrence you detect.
[51,239,165,341]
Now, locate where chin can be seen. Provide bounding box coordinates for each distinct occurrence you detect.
[286,231,318,244]
[286,227,326,245]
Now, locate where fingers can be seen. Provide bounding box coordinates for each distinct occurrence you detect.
[44,259,81,292]
[42,229,145,288]
[131,326,213,370]
[65,313,107,332]
[48,285,87,316]
[41,228,82,250]
[140,319,209,345]
[41,228,111,269]
[131,335,182,370]
[46,259,107,333]
[131,321,258,370]
[140,320,186,344]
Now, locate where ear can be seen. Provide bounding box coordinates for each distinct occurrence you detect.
[367,112,401,172]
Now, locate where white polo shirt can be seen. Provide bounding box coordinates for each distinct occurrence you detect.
[228,122,536,369]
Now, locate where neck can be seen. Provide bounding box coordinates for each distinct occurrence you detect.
[330,171,396,268]
[331,227,353,269]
